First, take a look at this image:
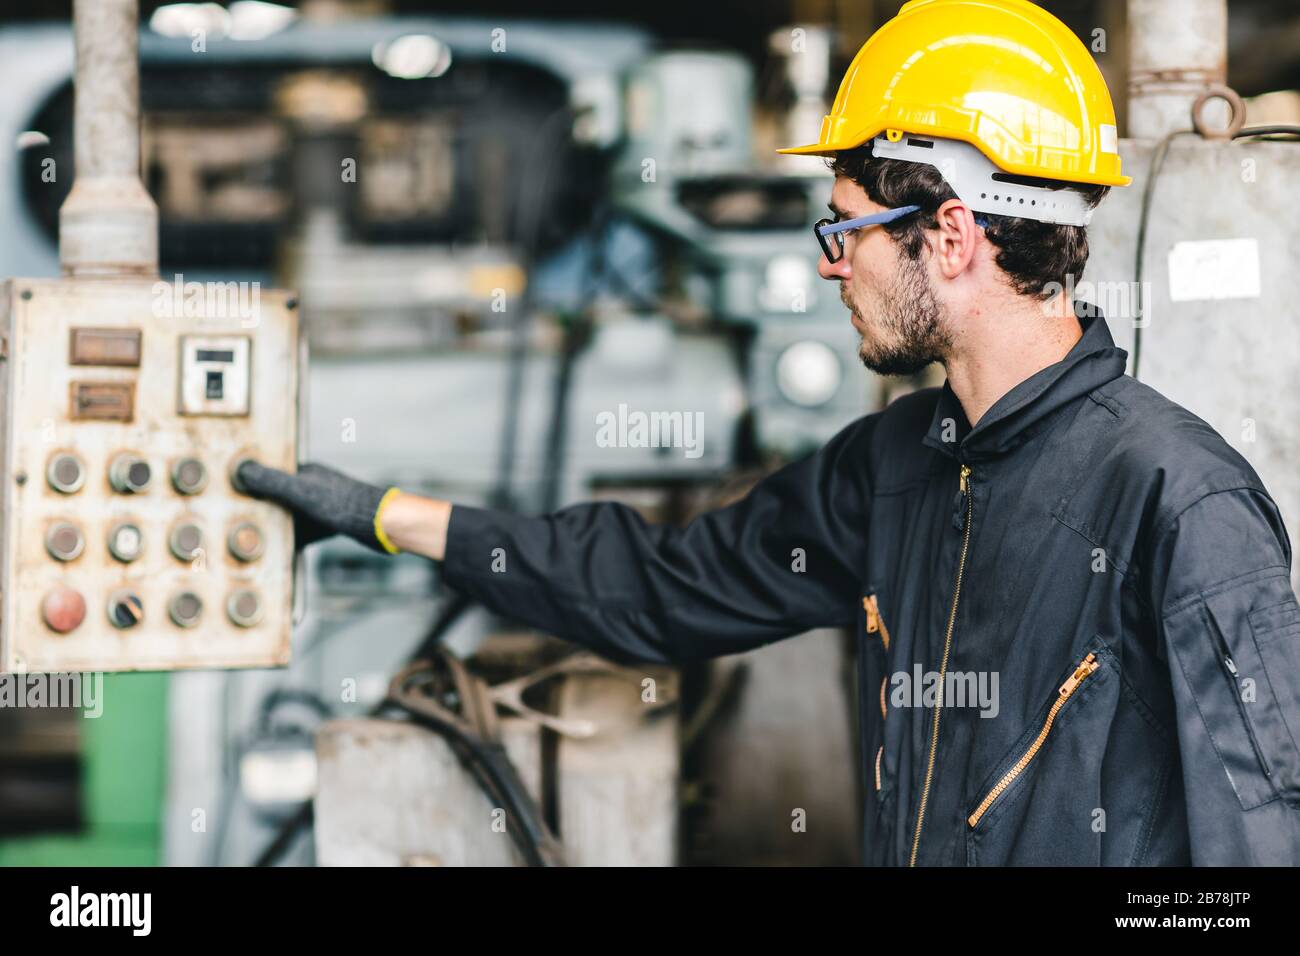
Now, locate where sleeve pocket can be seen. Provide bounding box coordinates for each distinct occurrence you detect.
[1247,593,1300,783]
[1165,573,1300,811]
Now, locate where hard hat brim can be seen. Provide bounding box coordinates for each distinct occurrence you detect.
[776,142,837,156]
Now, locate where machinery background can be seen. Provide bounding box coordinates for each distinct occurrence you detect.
[0,0,1296,866]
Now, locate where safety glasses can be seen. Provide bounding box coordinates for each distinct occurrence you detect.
[814,204,922,263]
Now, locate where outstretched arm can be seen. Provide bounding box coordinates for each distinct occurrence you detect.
[238,414,877,664]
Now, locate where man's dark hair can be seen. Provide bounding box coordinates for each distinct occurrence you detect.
[830,144,1109,300]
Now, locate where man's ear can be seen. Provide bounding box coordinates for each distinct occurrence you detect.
[931,198,981,280]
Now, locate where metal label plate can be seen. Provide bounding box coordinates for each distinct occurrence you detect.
[69,327,143,366]
[70,380,135,421]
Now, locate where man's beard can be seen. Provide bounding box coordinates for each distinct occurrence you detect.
[845,253,950,376]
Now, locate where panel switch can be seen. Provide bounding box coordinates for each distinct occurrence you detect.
[107,591,144,629]
[179,335,250,416]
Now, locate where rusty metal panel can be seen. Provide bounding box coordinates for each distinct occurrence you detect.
[0,277,299,672]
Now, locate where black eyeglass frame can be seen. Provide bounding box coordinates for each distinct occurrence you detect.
[813,204,923,263]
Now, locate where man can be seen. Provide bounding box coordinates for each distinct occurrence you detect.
[240,0,1300,865]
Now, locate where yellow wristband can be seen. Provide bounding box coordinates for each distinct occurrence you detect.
[373,486,403,555]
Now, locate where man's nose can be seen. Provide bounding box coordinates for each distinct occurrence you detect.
[818,252,851,282]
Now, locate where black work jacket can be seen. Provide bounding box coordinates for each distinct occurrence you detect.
[443,310,1300,865]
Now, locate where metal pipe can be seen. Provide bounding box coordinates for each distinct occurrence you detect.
[1127,0,1228,139]
[773,24,833,173]
[58,0,158,277]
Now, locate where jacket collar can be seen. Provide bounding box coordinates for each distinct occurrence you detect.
[922,305,1129,462]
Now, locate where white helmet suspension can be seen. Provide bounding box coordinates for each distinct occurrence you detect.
[871,134,1097,227]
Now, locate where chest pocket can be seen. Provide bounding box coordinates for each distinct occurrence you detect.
[964,636,1120,865]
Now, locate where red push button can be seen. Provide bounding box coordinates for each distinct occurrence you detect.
[42,587,86,634]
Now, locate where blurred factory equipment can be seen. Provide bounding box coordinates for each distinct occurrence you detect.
[613,48,873,457]
[773,25,835,175]
[0,6,864,866]
[315,647,678,866]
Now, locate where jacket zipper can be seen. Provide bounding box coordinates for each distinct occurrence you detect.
[864,594,892,790]
[909,463,972,866]
[1207,610,1273,778]
[966,651,1100,829]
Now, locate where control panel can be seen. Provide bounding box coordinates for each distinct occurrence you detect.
[0,278,300,672]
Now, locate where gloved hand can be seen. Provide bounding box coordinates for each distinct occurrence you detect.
[235,460,402,554]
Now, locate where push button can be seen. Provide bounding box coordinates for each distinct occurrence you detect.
[108,453,151,494]
[107,522,144,563]
[42,587,86,634]
[168,591,203,628]
[229,456,255,494]
[227,589,263,627]
[45,522,85,562]
[228,521,264,562]
[46,453,87,494]
[171,457,208,495]
[169,522,204,562]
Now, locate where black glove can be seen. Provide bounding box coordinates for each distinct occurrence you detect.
[235,460,398,554]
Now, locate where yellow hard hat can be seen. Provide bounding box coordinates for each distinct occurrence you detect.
[779,0,1130,189]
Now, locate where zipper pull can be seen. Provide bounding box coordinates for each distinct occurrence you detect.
[863,594,891,650]
[952,464,972,532]
[1207,616,1240,677]
[1058,652,1099,696]
[863,595,879,634]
